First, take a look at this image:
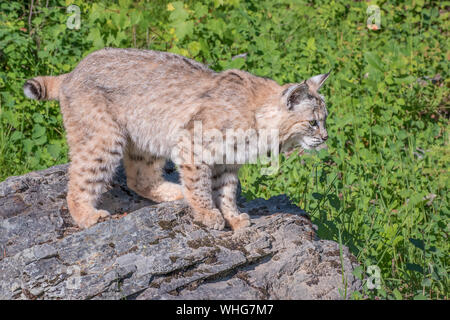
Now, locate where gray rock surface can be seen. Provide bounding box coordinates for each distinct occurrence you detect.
[0,164,361,300]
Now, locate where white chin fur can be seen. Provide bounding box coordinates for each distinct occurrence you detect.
[301,137,320,150]
[300,140,312,150]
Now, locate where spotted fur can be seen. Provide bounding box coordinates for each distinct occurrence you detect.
[23,48,330,230]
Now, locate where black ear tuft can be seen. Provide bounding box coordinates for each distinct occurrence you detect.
[306,71,331,91]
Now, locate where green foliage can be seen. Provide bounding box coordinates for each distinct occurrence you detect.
[0,0,448,299]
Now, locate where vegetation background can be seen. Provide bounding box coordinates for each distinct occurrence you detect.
[0,0,448,299]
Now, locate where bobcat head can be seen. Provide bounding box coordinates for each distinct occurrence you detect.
[279,72,331,153]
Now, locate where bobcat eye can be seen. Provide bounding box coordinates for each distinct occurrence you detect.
[309,120,318,127]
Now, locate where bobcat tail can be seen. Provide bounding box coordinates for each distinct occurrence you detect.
[23,74,67,101]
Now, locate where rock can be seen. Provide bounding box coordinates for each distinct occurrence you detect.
[0,164,361,300]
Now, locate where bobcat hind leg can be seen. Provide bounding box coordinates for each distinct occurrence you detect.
[124,145,183,202]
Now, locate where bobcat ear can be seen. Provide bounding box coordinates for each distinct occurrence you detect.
[306,70,331,91]
[282,83,309,110]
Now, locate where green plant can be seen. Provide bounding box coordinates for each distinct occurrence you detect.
[0,0,448,299]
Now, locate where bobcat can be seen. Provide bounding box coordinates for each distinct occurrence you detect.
[23,48,330,231]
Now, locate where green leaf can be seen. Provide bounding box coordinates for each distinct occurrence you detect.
[87,28,104,48]
[396,130,408,140]
[306,37,316,52]
[118,0,132,8]
[33,135,47,146]
[188,41,201,56]
[171,20,193,41]
[31,124,46,139]
[129,10,142,25]
[22,139,33,154]
[352,265,364,280]
[32,113,44,123]
[365,52,384,72]
[10,131,23,142]
[47,144,61,159]
[169,1,189,22]
[194,3,208,16]
[227,57,245,69]
[392,289,402,300]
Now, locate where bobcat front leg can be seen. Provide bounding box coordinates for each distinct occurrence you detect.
[212,165,250,230]
[179,164,226,230]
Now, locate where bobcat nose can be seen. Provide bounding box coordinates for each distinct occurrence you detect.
[321,134,328,141]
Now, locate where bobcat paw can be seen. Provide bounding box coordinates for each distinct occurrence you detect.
[77,209,110,229]
[194,209,225,230]
[226,212,251,231]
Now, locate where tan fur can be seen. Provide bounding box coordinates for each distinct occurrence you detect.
[24,48,330,230]
[124,142,183,202]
